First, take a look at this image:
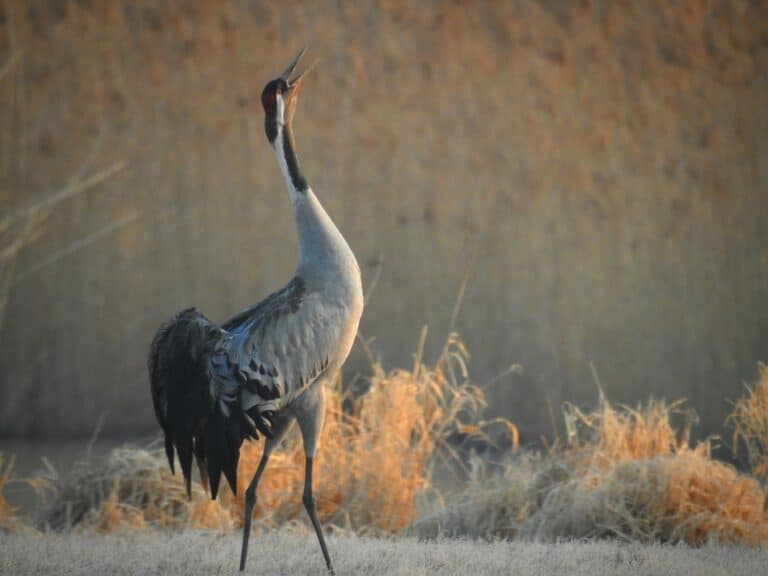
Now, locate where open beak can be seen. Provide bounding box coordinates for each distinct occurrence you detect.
[280,47,318,91]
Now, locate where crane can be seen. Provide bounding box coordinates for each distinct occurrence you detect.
[149,48,363,575]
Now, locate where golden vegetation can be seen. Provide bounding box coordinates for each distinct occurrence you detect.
[728,364,768,482]
[35,447,234,532]
[563,395,691,466]
[417,395,768,546]
[19,337,768,547]
[558,395,767,545]
[222,330,516,533]
[35,331,513,535]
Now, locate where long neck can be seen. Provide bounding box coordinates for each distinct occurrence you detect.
[273,122,358,281]
[277,123,308,198]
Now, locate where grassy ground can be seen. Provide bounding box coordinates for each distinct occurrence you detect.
[1,345,766,576]
[2,530,767,576]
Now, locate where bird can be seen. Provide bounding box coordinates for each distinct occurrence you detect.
[148,48,363,575]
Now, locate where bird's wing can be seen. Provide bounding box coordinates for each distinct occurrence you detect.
[222,276,306,333]
[223,276,339,408]
[149,308,278,500]
[150,277,343,500]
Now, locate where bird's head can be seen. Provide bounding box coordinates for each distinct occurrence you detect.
[262,47,316,145]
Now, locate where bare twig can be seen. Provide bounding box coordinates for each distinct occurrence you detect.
[363,252,383,304]
[448,270,469,336]
[12,210,140,284]
[0,161,127,235]
[86,412,109,459]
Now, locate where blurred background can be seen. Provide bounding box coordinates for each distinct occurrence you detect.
[0,0,766,455]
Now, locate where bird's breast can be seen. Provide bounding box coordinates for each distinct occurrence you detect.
[320,273,363,369]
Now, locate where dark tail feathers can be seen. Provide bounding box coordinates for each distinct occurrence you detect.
[149,308,252,500]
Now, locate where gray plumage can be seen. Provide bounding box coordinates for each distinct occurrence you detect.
[149,48,362,575]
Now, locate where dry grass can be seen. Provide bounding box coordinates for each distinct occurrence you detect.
[18,339,768,549]
[728,364,768,483]
[34,447,234,532]
[219,330,516,533]
[0,452,17,531]
[34,331,516,535]
[416,394,768,547]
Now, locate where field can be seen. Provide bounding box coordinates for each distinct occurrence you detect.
[1,337,767,574]
[1,3,767,573]
[2,531,767,576]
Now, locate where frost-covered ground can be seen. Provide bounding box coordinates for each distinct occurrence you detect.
[1,531,766,576]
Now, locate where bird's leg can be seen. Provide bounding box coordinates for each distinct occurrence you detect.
[303,455,334,575]
[295,383,334,573]
[239,416,293,572]
[239,449,270,572]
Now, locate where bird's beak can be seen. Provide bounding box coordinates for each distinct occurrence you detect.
[280,47,306,80]
[280,47,318,93]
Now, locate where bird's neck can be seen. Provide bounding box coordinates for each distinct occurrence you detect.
[275,122,308,200]
[273,123,359,284]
